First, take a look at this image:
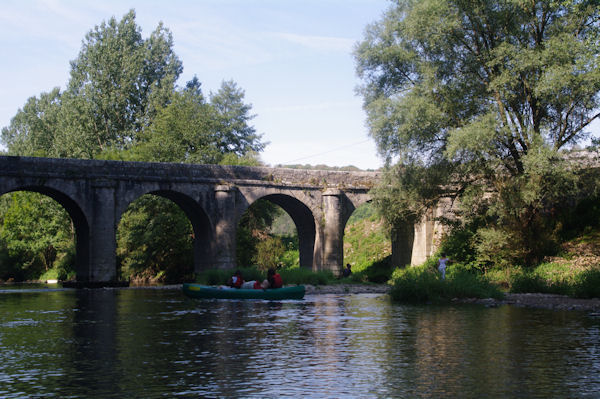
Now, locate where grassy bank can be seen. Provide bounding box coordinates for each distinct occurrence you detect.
[388,256,600,304]
[388,261,504,303]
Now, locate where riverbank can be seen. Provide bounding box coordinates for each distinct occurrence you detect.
[461,292,600,311]
[306,284,600,311]
[304,283,391,295]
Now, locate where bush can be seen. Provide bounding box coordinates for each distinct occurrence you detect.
[509,271,550,294]
[389,265,442,302]
[389,263,503,303]
[348,256,394,283]
[573,269,600,299]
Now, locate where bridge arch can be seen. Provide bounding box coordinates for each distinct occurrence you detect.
[238,193,318,269]
[116,188,215,276]
[0,184,90,281]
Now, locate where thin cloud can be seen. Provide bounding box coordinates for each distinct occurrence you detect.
[265,101,359,113]
[274,32,355,53]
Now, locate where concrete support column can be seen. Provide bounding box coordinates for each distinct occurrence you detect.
[322,188,344,275]
[86,179,117,282]
[410,208,437,265]
[391,223,415,268]
[212,185,237,269]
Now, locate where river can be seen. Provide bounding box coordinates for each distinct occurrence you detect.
[0,286,599,398]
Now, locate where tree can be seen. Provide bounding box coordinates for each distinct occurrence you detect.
[56,9,182,158]
[355,0,600,266]
[132,78,219,163]
[209,80,266,157]
[0,193,74,279]
[116,195,193,283]
[1,88,62,157]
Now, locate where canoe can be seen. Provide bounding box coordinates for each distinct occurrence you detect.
[182,283,305,300]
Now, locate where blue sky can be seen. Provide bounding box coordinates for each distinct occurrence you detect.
[0,0,390,170]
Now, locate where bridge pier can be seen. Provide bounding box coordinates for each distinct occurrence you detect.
[84,180,118,282]
[322,189,344,274]
[212,185,237,269]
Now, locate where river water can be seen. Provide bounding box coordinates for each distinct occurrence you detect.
[0,286,599,398]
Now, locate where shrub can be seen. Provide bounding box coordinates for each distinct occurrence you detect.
[573,269,600,299]
[348,256,394,283]
[389,265,443,302]
[389,263,503,303]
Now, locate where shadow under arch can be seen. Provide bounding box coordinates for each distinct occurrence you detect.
[245,193,316,269]
[133,189,214,273]
[0,186,90,280]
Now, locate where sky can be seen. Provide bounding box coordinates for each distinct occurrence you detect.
[0,0,391,170]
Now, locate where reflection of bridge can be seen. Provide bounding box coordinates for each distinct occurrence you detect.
[0,156,436,283]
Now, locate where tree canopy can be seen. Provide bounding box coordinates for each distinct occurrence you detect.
[355,0,600,266]
[356,0,599,171]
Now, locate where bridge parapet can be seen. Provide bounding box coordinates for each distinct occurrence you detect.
[0,156,380,190]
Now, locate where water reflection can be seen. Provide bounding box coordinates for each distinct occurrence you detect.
[0,288,599,398]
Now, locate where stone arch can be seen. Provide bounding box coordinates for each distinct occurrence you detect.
[151,190,214,272]
[0,184,90,281]
[237,193,317,269]
[117,188,215,274]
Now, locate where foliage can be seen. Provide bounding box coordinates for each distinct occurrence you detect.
[253,236,285,270]
[573,269,600,298]
[279,267,336,286]
[0,192,74,280]
[275,164,364,171]
[116,195,194,283]
[348,256,394,283]
[209,80,265,157]
[236,199,283,267]
[504,262,600,298]
[343,212,391,271]
[355,0,600,267]
[133,79,263,164]
[389,263,504,303]
[59,9,182,157]
[0,88,61,157]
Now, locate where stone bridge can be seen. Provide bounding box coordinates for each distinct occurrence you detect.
[0,156,435,283]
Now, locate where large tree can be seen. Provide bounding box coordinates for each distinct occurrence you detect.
[58,9,182,157]
[355,0,600,265]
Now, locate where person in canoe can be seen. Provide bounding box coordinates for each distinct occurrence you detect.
[227,270,244,288]
[263,267,283,289]
[241,279,263,289]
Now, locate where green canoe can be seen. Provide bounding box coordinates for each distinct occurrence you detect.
[182,283,305,300]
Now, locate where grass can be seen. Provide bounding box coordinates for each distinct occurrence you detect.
[388,262,504,303]
[489,263,600,298]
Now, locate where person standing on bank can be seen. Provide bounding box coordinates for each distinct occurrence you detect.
[437,253,450,280]
[342,264,352,278]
